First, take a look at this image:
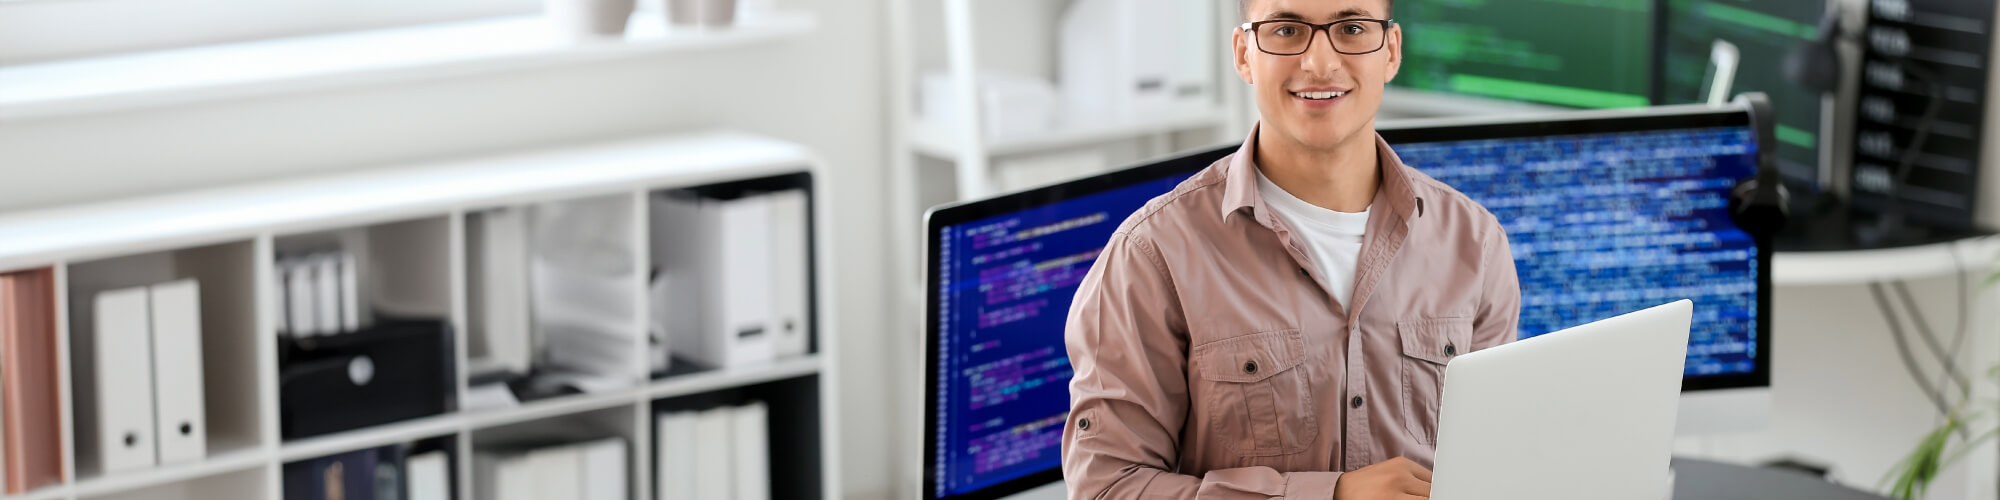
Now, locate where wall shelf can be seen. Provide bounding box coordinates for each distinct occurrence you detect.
[907,107,1232,159]
[0,12,819,122]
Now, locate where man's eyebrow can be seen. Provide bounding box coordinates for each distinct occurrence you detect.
[1335,8,1377,18]
[1260,8,1379,22]
[1263,10,1310,21]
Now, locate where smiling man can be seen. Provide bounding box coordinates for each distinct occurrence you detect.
[1058,0,1523,498]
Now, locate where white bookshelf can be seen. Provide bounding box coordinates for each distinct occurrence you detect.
[885,0,1249,202]
[0,130,835,500]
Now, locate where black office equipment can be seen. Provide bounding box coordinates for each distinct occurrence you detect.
[1848,0,1994,231]
[1663,0,1830,199]
[280,319,455,440]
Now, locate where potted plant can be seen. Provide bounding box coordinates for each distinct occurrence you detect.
[1880,260,2000,499]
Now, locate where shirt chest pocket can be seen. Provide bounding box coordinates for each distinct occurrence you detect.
[1398,317,1473,445]
[1193,329,1317,457]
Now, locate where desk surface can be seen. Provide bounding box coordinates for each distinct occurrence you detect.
[1674,458,1888,500]
[1773,235,2000,286]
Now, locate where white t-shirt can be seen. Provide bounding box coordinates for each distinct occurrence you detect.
[1255,170,1369,309]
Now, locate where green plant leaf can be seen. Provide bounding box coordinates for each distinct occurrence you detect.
[1882,419,1959,499]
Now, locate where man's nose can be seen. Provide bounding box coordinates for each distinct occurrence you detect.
[1297,29,1347,79]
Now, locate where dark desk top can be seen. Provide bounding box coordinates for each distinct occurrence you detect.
[1674,458,1889,500]
[1775,198,1993,253]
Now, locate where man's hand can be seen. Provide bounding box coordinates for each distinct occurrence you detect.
[1333,457,1432,499]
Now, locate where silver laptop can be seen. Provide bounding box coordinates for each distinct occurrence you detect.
[1430,300,1693,500]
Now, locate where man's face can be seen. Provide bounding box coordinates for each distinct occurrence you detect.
[1234,0,1400,151]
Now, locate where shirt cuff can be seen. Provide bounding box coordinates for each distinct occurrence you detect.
[1285,471,1343,499]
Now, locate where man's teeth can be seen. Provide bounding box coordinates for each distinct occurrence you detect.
[1293,90,1347,100]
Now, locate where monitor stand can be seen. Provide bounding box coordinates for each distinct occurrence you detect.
[1001,481,1066,500]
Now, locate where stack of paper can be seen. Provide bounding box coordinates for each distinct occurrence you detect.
[530,196,640,386]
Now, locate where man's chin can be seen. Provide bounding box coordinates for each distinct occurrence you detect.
[1274,123,1362,151]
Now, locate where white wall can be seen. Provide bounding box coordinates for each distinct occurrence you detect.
[0,0,905,497]
[1677,273,2000,500]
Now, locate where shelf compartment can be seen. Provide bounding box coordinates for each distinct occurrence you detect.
[646,173,818,378]
[282,435,458,500]
[650,374,820,500]
[63,241,264,480]
[462,193,645,395]
[273,216,453,333]
[471,405,637,500]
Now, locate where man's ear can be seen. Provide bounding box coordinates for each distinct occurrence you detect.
[1234,26,1255,85]
[1384,24,1402,83]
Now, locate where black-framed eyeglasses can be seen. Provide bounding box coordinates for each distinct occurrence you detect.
[1240,18,1395,56]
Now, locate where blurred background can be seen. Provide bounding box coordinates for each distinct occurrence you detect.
[0,0,1998,499]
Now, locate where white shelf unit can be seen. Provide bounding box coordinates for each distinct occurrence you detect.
[0,130,836,500]
[882,1,1255,397]
[887,0,1250,202]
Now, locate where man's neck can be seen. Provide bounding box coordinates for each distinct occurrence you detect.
[1253,126,1382,214]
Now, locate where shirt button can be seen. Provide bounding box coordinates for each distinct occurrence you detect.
[1078,418,1090,430]
[1351,396,1364,409]
[1445,344,1458,356]
[1244,361,1259,374]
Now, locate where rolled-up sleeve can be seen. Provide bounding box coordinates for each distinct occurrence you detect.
[1471,222,1521,351]
[1062,231,1342,499]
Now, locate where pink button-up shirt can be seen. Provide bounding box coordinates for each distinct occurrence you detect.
[1061,127,1522,499]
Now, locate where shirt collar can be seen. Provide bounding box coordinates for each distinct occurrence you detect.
[1219,123,1424,225]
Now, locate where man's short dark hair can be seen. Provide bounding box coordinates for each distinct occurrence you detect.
[1239,0,1395,20]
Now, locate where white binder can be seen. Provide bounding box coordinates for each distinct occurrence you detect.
[91,286,156,473]
[528,445,582,500]
[655,411,697,500]
[715,196,776,367]
[338,253,360,333]
[767,191,810,359]
[284,259,318,337]
[732,402,770,500]
[406,451,450,500]
[578,438,627,500]
[692,407,735,499]
[314,255,340,335]
[148,279,206,464]
[658,194,776,369]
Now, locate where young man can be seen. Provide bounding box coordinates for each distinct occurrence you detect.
[1059,0,1521,498]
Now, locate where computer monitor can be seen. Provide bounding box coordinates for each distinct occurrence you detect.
[1380,105,1776,435]
[921,104,1775,500]
[1661,0,1829,195]
[921,148,1229,500]
[1392,0,1655,109]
